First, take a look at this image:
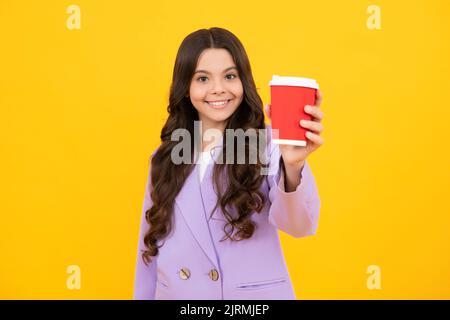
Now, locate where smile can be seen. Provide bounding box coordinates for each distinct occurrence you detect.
[205,99,232,109]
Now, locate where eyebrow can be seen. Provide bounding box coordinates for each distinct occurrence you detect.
[193,66,238,75]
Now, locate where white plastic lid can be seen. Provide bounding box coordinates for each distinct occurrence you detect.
[269,75,319,89]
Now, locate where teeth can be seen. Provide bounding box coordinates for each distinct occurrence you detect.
[207,100,229,106]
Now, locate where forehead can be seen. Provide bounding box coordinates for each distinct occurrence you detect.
[196,48,236,70]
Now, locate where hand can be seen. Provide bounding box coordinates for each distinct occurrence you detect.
[264,89,325,167]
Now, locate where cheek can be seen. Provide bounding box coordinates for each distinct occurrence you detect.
[189,85,204,101]
[189,79,208,95]
[232,82,244,99]
[188,86,208,113]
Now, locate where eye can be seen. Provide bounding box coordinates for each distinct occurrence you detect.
[196,74,237,82]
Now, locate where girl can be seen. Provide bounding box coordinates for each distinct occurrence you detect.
[134,27,324,300]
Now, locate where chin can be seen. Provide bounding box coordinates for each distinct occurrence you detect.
[205,113,233,123]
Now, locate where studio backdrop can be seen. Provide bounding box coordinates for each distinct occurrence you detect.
[0,0,449,299]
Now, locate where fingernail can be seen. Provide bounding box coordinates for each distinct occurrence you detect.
[304,105,310,111]
[300,120,307,126]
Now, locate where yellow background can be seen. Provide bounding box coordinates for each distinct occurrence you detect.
[1,0,449,299]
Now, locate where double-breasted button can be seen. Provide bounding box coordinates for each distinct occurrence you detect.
[179,268,191,280]
[209,269,219,281]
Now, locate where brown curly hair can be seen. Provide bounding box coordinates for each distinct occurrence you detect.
[142,27,268,266]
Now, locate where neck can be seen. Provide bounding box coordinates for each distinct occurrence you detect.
[198,119,226,152]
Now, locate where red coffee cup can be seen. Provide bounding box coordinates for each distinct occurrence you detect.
[269,75,319,146]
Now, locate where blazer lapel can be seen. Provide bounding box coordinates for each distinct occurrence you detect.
[175,164,220,270]
[199,162,227,222]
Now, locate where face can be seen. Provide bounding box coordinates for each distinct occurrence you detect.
[188,48,244,133]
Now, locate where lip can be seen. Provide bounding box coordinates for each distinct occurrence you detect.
[205,99,232,109]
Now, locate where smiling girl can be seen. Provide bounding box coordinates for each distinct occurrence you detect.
[134,27,324,300]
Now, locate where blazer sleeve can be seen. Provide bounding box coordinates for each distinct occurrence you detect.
[266,129,321,238]
[133,153,157,300]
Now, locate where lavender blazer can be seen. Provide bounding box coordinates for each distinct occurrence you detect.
[134,125,321,300]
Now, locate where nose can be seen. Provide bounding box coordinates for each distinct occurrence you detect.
[211,78,226,95]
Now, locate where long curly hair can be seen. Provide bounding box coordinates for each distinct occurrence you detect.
[142,27,268,265]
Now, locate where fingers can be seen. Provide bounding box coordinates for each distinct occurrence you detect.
[304,105,324,121]
[300,119,324,134]
[305,131,325,145]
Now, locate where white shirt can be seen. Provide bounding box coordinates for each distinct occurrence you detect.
[195,129,281,182]
[198,150,213,182]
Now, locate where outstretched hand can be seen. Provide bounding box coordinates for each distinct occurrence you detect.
[264,89,325,167]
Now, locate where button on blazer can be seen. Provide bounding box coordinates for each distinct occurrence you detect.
[134,125,321,300]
